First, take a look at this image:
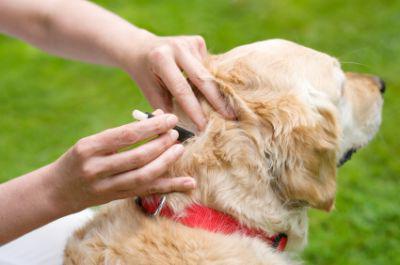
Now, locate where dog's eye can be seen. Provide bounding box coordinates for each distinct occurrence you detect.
[338,148,357,167]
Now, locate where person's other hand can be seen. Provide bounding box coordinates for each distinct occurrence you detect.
[123,35,235,130]
[46,110,195,215]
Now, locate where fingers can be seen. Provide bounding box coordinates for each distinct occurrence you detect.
[116,176,196,199]
[193,35,208,60]
[176,50,235,119]
[139,176,196,196]
[83,114,179,155]
[152,53,207,130]
[182,36,204,61]
[90,129,179,176]
[98,144,184,192]
[147,36,235,129]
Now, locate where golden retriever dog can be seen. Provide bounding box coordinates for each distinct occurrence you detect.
[64,39,384,264]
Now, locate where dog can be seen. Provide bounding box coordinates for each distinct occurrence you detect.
[64,39,384,264]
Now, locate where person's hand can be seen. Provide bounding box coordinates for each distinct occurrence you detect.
[46,111,195,215]
[123,34,235,130]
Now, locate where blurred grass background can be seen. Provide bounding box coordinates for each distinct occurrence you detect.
[0,0,399,264]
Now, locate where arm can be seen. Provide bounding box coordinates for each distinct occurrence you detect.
[0,0,234,129]
[0,0,147,67]
[0,112,196,244]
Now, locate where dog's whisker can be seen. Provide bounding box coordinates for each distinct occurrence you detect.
[339,61,370,68]
[336,47,370,57]
[375,131,389,146]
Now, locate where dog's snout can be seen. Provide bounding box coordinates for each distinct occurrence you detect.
[373,76,386,94]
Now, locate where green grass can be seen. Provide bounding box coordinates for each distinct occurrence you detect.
[0,0,399,264]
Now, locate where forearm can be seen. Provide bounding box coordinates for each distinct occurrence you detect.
[0,0,153,67]
[0,163,63,245]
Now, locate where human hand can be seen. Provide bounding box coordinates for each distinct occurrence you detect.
[122,34,235,130]
[46,111,195,215]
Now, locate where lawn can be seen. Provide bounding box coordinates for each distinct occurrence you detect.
[0,0,399,264]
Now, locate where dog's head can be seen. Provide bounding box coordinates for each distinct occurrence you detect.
[170,39,383,246]
[203,39,383,210]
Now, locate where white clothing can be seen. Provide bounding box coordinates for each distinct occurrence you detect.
[0,209,93,265]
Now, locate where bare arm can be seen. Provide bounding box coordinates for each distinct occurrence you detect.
[0,0,234,129]
[0,0,147,67]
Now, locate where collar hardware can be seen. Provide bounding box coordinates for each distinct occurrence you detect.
[136,195,288,252]
[136,195,167,217]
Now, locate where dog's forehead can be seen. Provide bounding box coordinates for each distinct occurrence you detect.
[218,39,344,102]
[222,39,331,61]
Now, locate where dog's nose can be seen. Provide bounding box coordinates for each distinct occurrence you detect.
[373,76,386,94]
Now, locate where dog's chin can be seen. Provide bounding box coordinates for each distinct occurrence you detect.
[337,148,359,167]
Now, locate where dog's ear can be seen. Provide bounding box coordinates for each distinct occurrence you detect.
[251,96,339,211]
[282,108,338,211]
[209,60,262,123]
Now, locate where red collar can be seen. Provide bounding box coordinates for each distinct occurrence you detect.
[137,196,287,252]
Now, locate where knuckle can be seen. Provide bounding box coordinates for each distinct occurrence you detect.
[159,183,173,194]
[148,46,170,63]
[175,42,188,53]
[173,80,190,97]
[169,39,184,49]
[134,173,148,186]
[147,186,159,195]
[80,163,100,179]
[192,74,213,88]
[144,166,160,180]
[133,149,150,165]
[88,184,103,196]
[120,126,139,143]
[193,35,205,46]
[167,183,178,193]
[99,160,115,174]
[152,117,168,132]
[73,138,94,158]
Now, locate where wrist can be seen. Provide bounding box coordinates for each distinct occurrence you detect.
[113,27,158,74]
[0,163,74,243]
[39,162,76,218]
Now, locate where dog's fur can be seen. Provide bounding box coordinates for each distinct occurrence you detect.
[64,39,383,264]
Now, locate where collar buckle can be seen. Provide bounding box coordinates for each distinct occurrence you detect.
[136,195,167,217]
[151,195,167,216]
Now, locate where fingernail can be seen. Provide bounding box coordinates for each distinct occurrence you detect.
[183,178,196,188]
[169,129,179,140]
[166,114,178,127]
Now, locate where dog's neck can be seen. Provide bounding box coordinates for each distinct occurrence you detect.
[165,107,309,251]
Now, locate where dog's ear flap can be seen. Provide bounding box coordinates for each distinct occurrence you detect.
[282,121,337,211]
[212,74,261,124]
[253,97,339,211]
